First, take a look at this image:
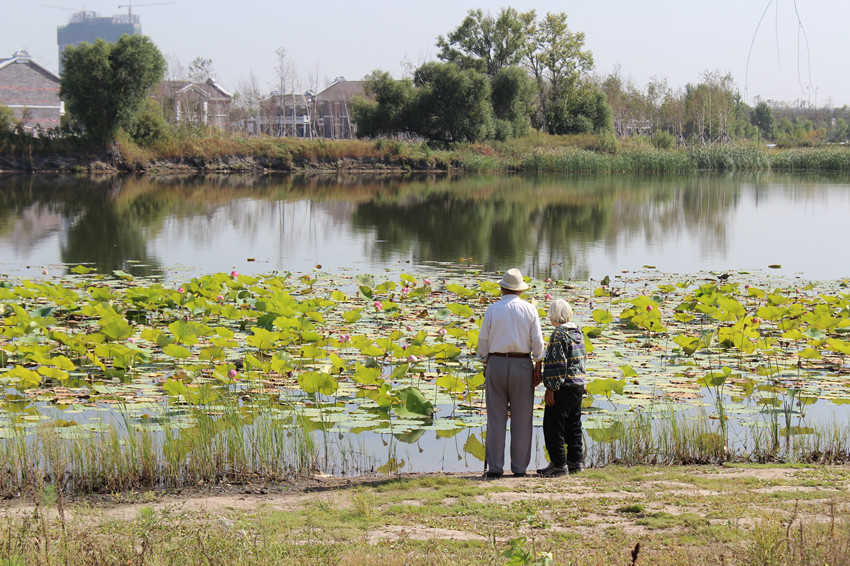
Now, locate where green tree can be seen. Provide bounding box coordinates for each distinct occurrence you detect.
[436,8,532,77]
[490,66,535,138]
[0,103,14,135]
[351,70,416,138]
[750,101,775,140]
[412,62,494,143]
[524,12,595,133]
[60,34,166,145]
[544,84,612,135]
[353,63,495,144]
[187,57,215,82]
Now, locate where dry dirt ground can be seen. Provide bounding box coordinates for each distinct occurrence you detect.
[3,464,850,564]
[8,465,848,535]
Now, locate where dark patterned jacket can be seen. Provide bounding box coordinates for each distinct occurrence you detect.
[545,323,587,387]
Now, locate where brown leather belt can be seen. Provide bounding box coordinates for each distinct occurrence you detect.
[489,352,530,358]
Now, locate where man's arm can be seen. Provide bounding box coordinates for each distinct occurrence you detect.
[477,310,491,364]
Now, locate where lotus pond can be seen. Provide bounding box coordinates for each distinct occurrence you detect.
[2,172,850,493]
[2,263,850,493]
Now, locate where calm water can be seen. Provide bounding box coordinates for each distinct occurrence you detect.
[2,171,849,282]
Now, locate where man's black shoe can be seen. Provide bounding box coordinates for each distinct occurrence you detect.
[512,472,527,478]
[483,471,503,479]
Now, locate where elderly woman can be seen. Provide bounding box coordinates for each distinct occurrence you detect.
[538,299,587,477]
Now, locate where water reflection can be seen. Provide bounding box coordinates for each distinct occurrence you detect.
[1,172,849,281]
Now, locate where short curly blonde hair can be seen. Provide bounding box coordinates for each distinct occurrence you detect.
[548,299,574,325]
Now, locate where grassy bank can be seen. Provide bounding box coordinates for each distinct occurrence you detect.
[2,465,849,565]
[4,130,850,173]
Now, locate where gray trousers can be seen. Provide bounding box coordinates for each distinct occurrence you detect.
[484,356,534,474]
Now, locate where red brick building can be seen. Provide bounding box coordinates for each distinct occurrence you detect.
[0,50,63,131]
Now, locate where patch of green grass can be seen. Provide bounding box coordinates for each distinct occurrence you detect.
[635,511,709,529]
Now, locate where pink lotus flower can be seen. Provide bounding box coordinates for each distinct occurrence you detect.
[545,293,552,301]
[339,333,351,343]
[374,301,383,311]
[423,278,432,286]
[229,369,238,379]
[407,355,418,363]
[178,287,185,293]
[230,270,239,278]
[745,284,750,289]
[127,337,136,344]
[752,317,760,324]
[438,328,447,336]
[402,287,410,295]
[406,325,413,331]
[546,277,552,283]
[216,294,224,302]
[42,269,49,275]
[646,305,653,311]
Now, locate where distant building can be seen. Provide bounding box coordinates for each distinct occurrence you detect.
[314,78,364,139]
[258,91,312,137]
[0,50,63,131]
[248,78,365,139]
[57,10,141,74]
[154,79,233,131]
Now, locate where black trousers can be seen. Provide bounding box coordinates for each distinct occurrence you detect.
[542,384,584,469]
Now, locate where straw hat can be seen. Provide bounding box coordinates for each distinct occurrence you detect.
[498,268,529,292]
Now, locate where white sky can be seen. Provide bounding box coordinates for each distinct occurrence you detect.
[2,0,849,107]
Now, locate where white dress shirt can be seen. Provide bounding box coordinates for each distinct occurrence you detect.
[477,294,545,363]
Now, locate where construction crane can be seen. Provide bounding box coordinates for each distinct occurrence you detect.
[117,1,175,19]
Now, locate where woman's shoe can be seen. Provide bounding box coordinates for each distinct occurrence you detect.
[538,465,566,477]
[536,463,558,475]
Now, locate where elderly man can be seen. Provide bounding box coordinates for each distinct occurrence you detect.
[477,268,545,478]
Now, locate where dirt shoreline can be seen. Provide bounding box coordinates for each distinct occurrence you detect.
[0,149,452,174]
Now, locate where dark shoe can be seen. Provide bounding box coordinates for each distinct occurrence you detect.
[536,463,562,475]
[483,471,503,479]
[512,472,527,478]
[568,466,582,475]
[539,465,566,477]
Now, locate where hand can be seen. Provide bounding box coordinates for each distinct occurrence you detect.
[531,366,542,388]
[544,389,555,406]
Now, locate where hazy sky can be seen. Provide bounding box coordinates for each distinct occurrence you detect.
[2,0,849,107]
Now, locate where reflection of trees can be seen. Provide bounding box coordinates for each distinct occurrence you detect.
[2,170,848,279]
[0,175,163,276]
[60,188,160,277]
[348,172,773,279]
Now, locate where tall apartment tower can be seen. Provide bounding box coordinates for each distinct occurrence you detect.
[57,11,141,74]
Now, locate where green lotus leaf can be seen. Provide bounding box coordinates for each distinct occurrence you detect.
[169,320,200,346]
[162,344,191,359]
[395,387,434,418]
[298,370,339,396]
[447,303,474,318]
[436,374,465,394]
[37,366,69,381]
[585,378,625,397]
[592,309,614,325]
[99,316,133,341]
[246,327,278,350]
[71,265,96,274]
[797,347,822,359]
[619,365,638,378]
